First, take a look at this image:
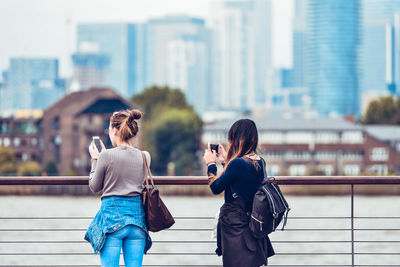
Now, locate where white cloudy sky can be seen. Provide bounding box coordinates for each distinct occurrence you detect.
[0,0,293,79]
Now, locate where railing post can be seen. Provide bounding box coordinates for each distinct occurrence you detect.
[351,184,355,267]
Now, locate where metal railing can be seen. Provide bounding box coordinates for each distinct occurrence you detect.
[0,176,399,267]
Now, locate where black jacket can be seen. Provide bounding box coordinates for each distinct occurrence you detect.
[216,198,275,267]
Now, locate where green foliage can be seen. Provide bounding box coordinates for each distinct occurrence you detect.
[363,96,400,124]
[132,85,192,121]
[17,161,43,176]
[44,161,58,176]
[131,86,203,175]
[0,147,17,175]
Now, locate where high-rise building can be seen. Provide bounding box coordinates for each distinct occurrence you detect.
[305,0,361,116]
[77,23,145,98]
[292,0,308,88]
[167,35,208,112]
[208,0,272,111]
[0,58,65,113]
[361,0,400,95]
[71,52,110,90]
[144,16,209,112]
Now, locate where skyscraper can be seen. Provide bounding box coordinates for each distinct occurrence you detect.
[144,16,209,112]
[167,35,208,112]
[305,0,361,116]
[208,0,272,111]
[1,58,65,113]
[77,23,144,98]
[361,0,400,95]
[71,52,110,91]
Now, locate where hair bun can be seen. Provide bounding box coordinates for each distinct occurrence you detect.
[129,109,142,121]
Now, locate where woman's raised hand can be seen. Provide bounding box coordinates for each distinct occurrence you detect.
[217,144,227,164]
[203,143,217,166]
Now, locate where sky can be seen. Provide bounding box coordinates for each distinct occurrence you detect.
[0,0,293,79]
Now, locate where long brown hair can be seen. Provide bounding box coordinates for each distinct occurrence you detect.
[110,109,142,142]
[212,119,259,180]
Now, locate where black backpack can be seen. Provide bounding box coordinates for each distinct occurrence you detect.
[243,158,290,238]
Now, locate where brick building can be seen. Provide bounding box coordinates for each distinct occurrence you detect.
[41,88,135,175]
[202,117,400,176]
[0,112,42,163]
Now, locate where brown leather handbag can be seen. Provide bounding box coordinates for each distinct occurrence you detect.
[141,152,175,232]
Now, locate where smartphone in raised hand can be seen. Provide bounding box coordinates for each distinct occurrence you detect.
[92,136,102,152]
[210,144,219,154]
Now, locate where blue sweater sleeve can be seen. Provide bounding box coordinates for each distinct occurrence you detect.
[208,159,243,195]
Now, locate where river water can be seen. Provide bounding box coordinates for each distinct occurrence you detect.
[0,194,399,266]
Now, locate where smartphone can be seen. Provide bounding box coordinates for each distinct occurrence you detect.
[210,144,219,154]
[92,136,102,152]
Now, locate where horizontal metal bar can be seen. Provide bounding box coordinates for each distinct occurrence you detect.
[3,228,400,232]
[1,240,399,245]
[0,216,215,220]
[6,252,399,256]
[1,175,400,185]
[1,216,400,220]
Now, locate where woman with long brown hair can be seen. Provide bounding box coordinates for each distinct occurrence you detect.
[203,119,275,267]
[84,109,152,267]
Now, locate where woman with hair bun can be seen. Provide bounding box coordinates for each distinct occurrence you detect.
[84,109,152,267]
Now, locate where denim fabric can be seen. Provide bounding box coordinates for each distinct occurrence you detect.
[100,225,146,267]
[84,195,152,254]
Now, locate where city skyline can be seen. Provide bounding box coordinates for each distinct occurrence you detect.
[0,0,293,79]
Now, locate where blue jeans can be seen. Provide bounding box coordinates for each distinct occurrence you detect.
[100,225,146,267]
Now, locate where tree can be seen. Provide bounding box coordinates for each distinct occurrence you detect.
[131,85,192,121]
[132,86,203,175]
[17,161,43,176]
[148,109,202,175]
[0,147,17,175]
[363,96,400,124]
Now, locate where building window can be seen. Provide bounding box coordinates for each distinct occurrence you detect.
[260,132,284,144]
[343,151,363,161]
[51,117,60,130]
[285,151,311,161]
[319,165,334,175]
[21,139,27,146]
[31,138,38,146]
[344,165,360,176]
[341,131,363,144]
[369,165,388,175]
[370,147,389,161]
[286,132,314,144]
[268,165,280,176]
[289,165,306,176]
[265,151,283,160]
[22,153,29,162]
[315,151,336,161]
[315,132,339,144]
[4,138,10,147]
[13,138,20,147]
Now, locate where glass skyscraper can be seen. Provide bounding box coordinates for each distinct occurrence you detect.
[305,0,361,116]
[1,58,65,113]
[144,16,209,112]
[77,23,144,98]
[361,0,400,95]
[208,0,272,111]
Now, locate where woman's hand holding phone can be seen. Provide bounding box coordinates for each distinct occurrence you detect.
[203,143,217,166]
[88,137,106,159]
[217,144,227,164]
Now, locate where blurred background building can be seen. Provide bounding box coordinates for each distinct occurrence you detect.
[0,58,65,115]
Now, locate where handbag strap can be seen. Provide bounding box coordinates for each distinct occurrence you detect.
[141,151,155,190]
